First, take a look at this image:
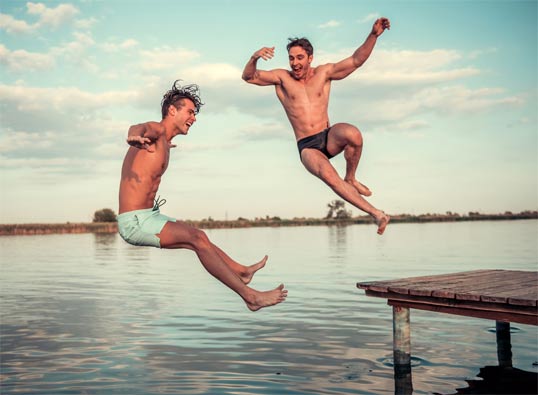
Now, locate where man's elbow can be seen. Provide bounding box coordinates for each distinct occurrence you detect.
[127,123,144,136]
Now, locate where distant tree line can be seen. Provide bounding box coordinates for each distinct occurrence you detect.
[90,203,537,226]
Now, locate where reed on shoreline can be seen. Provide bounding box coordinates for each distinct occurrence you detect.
[1,211,536,236]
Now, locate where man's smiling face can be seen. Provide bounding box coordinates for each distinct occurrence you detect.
[288,46,313,80]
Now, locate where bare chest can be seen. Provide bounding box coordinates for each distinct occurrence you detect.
[277,75,330,106]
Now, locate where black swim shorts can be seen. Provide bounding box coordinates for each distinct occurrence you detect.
[297,127,334,159]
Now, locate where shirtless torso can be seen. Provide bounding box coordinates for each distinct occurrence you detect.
[272,66,332,140]
[119,122,170,214]
[242,17,391,234]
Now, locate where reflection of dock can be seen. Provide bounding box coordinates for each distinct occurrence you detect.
[451,365,537,394]
[357,270,538,394]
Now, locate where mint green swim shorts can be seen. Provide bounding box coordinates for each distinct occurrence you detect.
[117,207,176,248]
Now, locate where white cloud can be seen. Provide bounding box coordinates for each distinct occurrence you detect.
[0,156,72,168]
[74,17,98,30]
[468,47,498,59]
[1,30,97,73]
[0,44,55,72]
[52,31,95,57]
[237,121,290,141]
[318,20,341,29]
[396,119,430,131]
[356,67,481,85]
[47,31,98,72]
[340,84,524,125]
[358,13,380,24]
[415,85,524,114]
[0,2,79,34]
[0,13,34,34]
[0,83,139,115]
[182,63,243,82]
[316,48,481,86]
[102,39,139,53]
[139,46,200,71]
[0,129,55,153]
[27,2,79,29]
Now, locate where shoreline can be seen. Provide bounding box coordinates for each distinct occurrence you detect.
[1,211,536,236]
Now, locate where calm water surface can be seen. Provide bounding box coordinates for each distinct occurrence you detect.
[1,220,537,394]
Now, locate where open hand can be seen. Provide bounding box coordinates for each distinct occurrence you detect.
[127,135,156,152]
[372,17,390,37]
[254,46,275,61]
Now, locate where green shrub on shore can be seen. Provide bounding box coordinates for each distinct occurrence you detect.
[93,208,117,223]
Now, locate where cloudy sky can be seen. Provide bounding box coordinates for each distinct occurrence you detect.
[1,0,536,223]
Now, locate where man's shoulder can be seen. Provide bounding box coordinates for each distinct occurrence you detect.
[313,63,334,73]
[131,120,162,129]
[147,121,166,134]
[145,120,163,127]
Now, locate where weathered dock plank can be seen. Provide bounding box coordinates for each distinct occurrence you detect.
[358,270,538,315]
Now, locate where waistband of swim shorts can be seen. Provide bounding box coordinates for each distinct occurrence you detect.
[117,207,158,221]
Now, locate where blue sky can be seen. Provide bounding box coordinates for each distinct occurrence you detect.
[1,0,536,223]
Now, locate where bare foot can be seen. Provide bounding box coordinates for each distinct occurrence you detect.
[346,179,372,196]
[240,255,268,285]
[375,211,390,235]
[246,284,288,312]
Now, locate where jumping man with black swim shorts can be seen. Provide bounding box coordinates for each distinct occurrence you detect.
[118,81,287,311]
[242,18,391,234]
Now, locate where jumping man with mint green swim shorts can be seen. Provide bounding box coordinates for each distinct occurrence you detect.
[117,197,174,248]
[117,80,287,311]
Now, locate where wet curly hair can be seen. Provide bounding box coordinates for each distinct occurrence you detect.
[286,37,313,56]
[161,80,204,119]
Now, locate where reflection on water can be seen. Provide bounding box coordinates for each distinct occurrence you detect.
[328,225,348,264]
[448,365,538,395]
[1,221,537,394]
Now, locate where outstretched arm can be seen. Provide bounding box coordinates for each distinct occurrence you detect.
[126,121,163,152]
[328,17,390,81]
[242,46,281,86]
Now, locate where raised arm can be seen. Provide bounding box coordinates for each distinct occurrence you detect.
[328,17,390,81]
[126,121,164,152]
[242,46,282,86]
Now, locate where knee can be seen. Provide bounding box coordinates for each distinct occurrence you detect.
[349,126,363,146]
[337,123,362,147]
[191,228,211,251]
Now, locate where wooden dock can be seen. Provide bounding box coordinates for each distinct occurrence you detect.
[357,269,538,325]
[357,269,538,394]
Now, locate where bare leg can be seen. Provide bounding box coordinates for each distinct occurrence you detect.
[343,141,372,197]
[301,149,390,235]
[327,123,372,196]
[157,221,287,310]
[211,243,268,284]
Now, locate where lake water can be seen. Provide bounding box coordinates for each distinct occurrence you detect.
[1,220,537,394]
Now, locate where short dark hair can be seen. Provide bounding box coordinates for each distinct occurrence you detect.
[286,37,313,56]
[161,80,204,119]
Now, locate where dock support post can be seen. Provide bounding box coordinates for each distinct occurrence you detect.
[393,306,411,366]
[496,320,512,368]
[393,306,412,394]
